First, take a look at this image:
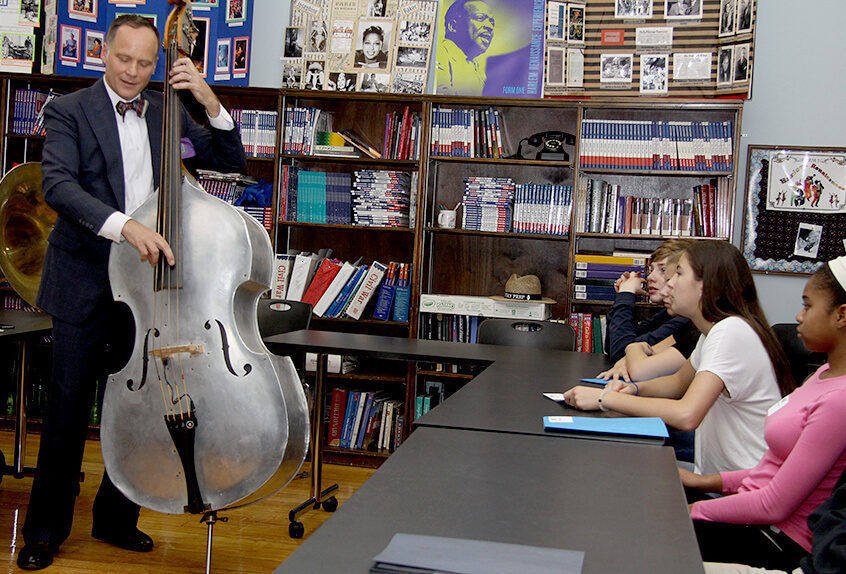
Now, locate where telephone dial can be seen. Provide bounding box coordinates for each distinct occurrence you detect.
[508,130,576,161]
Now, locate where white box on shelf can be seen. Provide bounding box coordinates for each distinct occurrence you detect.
[419,294,550,320]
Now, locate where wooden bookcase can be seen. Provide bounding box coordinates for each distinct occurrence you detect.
[0,73,744,467]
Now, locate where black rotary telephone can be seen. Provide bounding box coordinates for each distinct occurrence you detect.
[508,130,576,161]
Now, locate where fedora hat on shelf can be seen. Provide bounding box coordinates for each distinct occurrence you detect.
[490,274,556,305]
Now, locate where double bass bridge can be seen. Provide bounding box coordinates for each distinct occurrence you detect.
[149,344,205,361]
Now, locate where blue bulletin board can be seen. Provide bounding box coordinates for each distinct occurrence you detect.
[55,0,252,86]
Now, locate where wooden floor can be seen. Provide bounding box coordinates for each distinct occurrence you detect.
[0,431,375,573]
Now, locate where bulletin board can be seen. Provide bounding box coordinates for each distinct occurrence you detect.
[741,145,846,275]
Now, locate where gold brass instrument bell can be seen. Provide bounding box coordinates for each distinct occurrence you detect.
[0,162,55,308]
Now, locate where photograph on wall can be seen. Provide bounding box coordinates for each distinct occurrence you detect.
[59,23,79,62]
[435,0,546,98]
[392,71,424,93]
[330,18,354,54]
[395,45,426,67]
[716,45,732,86]
[546,45,565,85]
[636,26,673,50]
[567,4,584,44]
[397,19,430,44]
[190,16,209,76]
[599,53,632,84]
[19,0,38,26]
[304,59,326,89]
[566,47,583,86]
[69,0,96,22]
[284,26,303,58]
[718,0,735,36]
[672,51,710,81]
[742,146,846,275]
[194,0,220,6]
[2,31,34,64]
[307,19,328,53]
[216,38,231,73]
[615,0,652,19]
[359,71,389,92]
[226,0,246,24]
[664,0,701,20]
[353,19,392,69]
[736,0,752,34]
[547,0,565,40]
[639,53,667,94]
[282,58,303,88]
[84,28,103,67]
[327,70,356,90]
[365,0,385,17]
[233,36,248,73]
[732,42,749,83]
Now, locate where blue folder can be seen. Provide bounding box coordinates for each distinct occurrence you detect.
[543,416,669,439]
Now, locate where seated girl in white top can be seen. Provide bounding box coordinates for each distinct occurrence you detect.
[564,241,794,474]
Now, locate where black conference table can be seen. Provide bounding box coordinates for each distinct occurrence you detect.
[273,425,704,574]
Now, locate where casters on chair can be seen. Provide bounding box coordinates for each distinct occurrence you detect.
[321,496,338,512]
[289,521,305,539]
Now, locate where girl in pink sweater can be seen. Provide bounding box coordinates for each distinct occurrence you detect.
[682,257,846,571]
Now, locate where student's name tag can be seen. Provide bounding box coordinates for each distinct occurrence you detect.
[544,393,567,402]
[547,416,574,423]
[767,395,789,416]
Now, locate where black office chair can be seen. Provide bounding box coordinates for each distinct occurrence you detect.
[477,319,576,351]
[257,299,312,339]
[772,323,826,386]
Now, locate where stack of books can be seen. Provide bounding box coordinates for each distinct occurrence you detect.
[580,119,733,171]
[294,170,353,224]
[352,170,412,228]
[572,252,649,303]
[512,183,573,235]
[383,106,421,160]
[312,131,359,158]
[430,106,506,158]
[327,388,404,453]
[231,108,277,158]
[461,176,514,232]
[12,88,50,135]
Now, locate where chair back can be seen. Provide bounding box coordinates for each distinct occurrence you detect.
[257,299,312,338]
[477,319,576,351]
[771,322,826,386]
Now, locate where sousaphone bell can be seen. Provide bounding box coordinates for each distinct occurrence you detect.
[0,162,55,308]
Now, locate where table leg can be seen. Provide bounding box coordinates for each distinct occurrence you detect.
[4,338,36,478]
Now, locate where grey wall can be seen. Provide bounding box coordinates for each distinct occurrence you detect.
[249,0,846,323]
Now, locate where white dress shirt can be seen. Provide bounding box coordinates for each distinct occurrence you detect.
[98,78,235,243]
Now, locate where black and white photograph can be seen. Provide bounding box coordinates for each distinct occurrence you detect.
[615,0,652,19]
[718,0,735,37]
[354,20,393,69]
[284,26,303,58]
[733,42,749,83]
[672,51,711,81]
[640,54,667,94]
[395,46,427,67]
[392,72,425,94]
[398,20,431,45]
[359,72,390,92]
[717,45,733,86]
[282,59,303,88]
[19,0,38,26]
[308,20,327,53]
[736,0,752,34]
[794,223,823,259]
[664,0,702,20]
[366,0,386,18]
[3,32,34,62]
[600,53,633,83]
[547,46,565,86]
[327,71,356,91]
[303,60,325,90]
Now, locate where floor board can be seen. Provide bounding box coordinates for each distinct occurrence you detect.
[0,431,375,573]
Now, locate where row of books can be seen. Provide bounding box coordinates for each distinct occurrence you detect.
[575,177,731,238]
[282,106,333,155]
[430,106,507,158]
[462,177,514,233]
[512,183,573,235]
[292,170,353,225]
[572,253,650,304]
[231,108,277,158]
[417,313,483,375]
[11,88,60,136]
[383,106,422,161]
[580,119,733,171]
[566,313,607,353]
[327,388,404,453]
[271,249,411,321]
[352,170,413,228]
[414,380,445,420]
[196,170,273,232]
[4,294,39,312]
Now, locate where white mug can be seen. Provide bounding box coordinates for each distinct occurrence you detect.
[437,210,457,229]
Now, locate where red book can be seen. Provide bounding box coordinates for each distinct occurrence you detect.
[302,258,342,306]
[581,313,593,353]
[328,387,348,447]
[398,106,411,160]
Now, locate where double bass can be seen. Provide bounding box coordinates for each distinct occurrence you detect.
[101,1,309,514]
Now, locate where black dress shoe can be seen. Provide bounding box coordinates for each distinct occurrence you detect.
[91,527,154,552]
[17,541,55,570]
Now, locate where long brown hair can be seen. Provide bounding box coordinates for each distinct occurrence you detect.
[685,241,796,396]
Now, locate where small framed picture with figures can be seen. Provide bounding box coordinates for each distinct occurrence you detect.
[742,145,846,275]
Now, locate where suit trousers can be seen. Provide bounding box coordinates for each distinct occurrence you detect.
[22,296,140,547]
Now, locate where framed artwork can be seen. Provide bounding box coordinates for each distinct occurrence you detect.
[742,145,846,275]
[59,24,81,62]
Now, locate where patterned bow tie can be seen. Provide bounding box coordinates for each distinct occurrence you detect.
[115,97,147,119]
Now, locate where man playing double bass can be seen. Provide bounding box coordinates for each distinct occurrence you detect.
[17,11,246,570]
